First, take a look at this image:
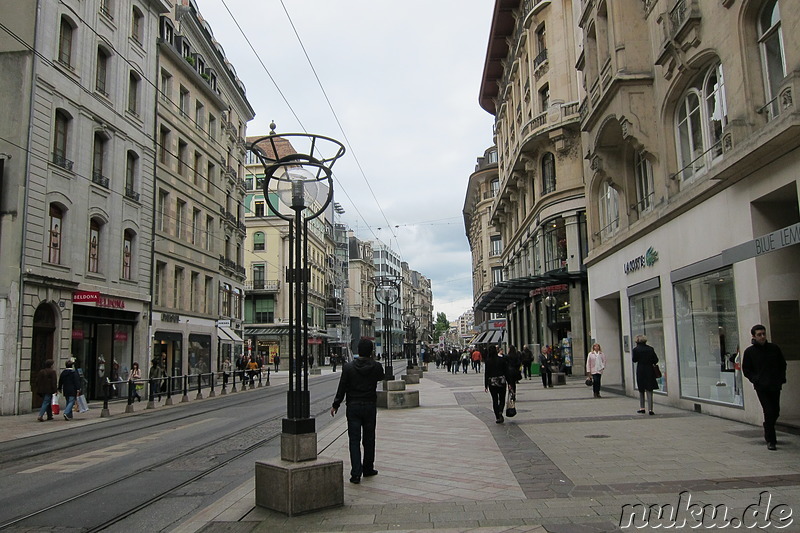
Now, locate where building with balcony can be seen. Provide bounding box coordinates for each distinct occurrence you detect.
[0,0,170,413]
[346,232,375,355]
[579,0,799,425]
[372,242,403,358]
[151,0,253,379]
[400,261,434,362]
[325,220,351,361]
[476,0,590,368]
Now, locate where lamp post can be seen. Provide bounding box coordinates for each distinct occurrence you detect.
[250,132,345,447]
[374,275,400,380]
[402,307,420,369]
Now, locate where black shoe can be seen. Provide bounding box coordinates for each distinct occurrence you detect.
[649,411,655,416]
[363,469,378,477]
[767,442,777,451]
[349,476,361,484]
[63,414,70,421]
[495,415,504,424]
[637,409,646,414]
[46,416,53,420]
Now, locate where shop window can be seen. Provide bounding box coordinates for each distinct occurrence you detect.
[188,334,211,379]
[88,219,101,273]
[674,268,743,405]
[629,288,667,393]
[543,218,567,272]
[758,0,786,121]
[48,204,63,264]
[675,62,727,182]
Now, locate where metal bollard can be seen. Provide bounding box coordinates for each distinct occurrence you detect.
[231,370,238,392]
[209,372,216,397]
[125,379,135,413]
[101,380,111,418]
[181,374,189,403]
[165,376,173,406]
[257,368,263,387]
[196,373,204,400]
[266,368,270,386]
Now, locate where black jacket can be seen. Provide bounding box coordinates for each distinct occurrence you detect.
[484,355,508,389]
[632,343,659,392]
[332,357,385,409]
[743,341,786,391]
[58,368,82,397]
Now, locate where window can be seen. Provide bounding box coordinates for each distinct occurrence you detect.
[534,24,547,68]
[179,86,189,116]
[99,0,112,19]
[539,84,550,113]
[88,219,101,273]
[125,151,138,199]
[221,283,232,316]
[634,152,654,213]
[193,151,202,185]
[254,201,265,218]
[491,266,504,286]
[154,261,166,306]
[490,178,500,197]
[244,177,253,191]
[252,264,265,288]
[176,199,185,239]
[253,231,265,251]
[128,72,140,115]
[490,235,503,257]
[675,62,727,182]
[759,0,786,120]
[541,152,556,194]
[58,17,74,67]
[159,125,170,164]
[674,268,742,405]
[599,181,620,238]
[160,70,172,102]
[205,215,213,250]
[630,288,666,394]
[487,149,498,164]
[195,101,204,130]
[95,48,109,95]
[92,133,108,187]
[131,6,144,43]
[158,190,168,231]
[206,162,215,192]
[177,139,188,176]
[53,110,71,170]
[122,230,133,280]
[159,17,174,45]
[252,296,274,323]
[191,208,201,245]
[208,114,216,139]
[48,204,63,264]
[204,276,213,314]
[543,218,567,272]
[173,266,183,309]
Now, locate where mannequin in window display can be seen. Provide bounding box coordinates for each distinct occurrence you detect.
[742,325,787,451]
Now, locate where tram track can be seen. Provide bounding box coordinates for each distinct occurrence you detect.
[0,374,341,531]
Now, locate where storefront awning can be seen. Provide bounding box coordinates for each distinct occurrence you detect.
[475,269,587,313]
[245,326,291,336]
[217,326,243,343]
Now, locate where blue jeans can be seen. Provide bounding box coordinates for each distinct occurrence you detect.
[38,394,53,418]
[346,402,377,478]
[64,395,77,418]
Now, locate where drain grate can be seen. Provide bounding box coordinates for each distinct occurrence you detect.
[585,434,610,438]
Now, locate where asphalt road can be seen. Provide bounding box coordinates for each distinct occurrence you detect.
[0,373,342,532]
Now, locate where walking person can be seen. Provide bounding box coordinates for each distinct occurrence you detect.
[539,346,553,388]
[632,335,659,415]
[331,353,338,372]
[586,343,606,398]
[461,350,470,373]
[471,347,482,373]
[273,353,280,372]
[149,358,164,402]
[35,359,58,421]
[330,338,386,484]
[484,345,509,423]
[521,346,533,380]
[129,361,142,402]
[505,345,523,396]
[742,324,787,451]
[57,359,82,420]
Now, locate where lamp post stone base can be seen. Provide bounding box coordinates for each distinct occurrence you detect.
[377,380,420,409]
[255,456,343,516]
[281,431,318,462]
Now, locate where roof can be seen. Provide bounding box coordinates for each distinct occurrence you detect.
[247,136,298,162]
[478,0,518,115]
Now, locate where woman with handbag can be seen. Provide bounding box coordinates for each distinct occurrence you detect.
[505,345,523,396]
[484,345,509,424]
[632,335,659,415]
[129,361,143,402]
[586,344,606,398]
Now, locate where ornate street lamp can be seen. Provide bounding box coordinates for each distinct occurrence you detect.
[249,132,344,449]
[402,307,420,368]
[374,275,400,380]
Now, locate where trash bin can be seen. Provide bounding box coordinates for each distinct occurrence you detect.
[531,362,540,376]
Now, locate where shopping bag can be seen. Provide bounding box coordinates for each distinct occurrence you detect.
[76,394,89,413]
[51,393,60,415]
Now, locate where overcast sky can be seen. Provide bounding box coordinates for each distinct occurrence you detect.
[195,0,496,322]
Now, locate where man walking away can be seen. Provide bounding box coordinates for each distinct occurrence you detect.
[36,359,58,421]
[742,324,787,450]
[57,359,82,420]
[330,339,385,484]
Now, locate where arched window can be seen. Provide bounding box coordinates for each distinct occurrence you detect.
[125,151,139,199]
[48,204,63,264]
[599,182,620,239]
[53,110,72,170]
[634,152,654,213]
[58,16,75,68]
[542,152,556,194]
[128,71,141,115]
[759,0,786,120]
[95,47,110,95]
[131,6,144,43]
[253,232,265,251]
[675,62,727,182]
[92,133,108,187]
[122,229,134,280]
[88,219,101,273]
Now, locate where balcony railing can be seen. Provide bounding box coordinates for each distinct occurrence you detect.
[52,152,73,171]
[92,170,109,188]
[245,280,280,291]
[533,48,548,69]
[125,186,140,202]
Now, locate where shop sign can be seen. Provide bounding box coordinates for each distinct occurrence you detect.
[308,338,322,345]
[624,246,659,275]
[72,329,84,340]
[722,222,800,264]
[73,291,100,303]
[530,284,568,297]
[216,319,231,327]
[491,320,506,328]
[97,296,125,309]
[162,313,180,323]
[114,331,128,341]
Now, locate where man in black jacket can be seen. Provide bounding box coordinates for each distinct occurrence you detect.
[57,359,82,420]
[330,339,385,484]
[742,324,787,450]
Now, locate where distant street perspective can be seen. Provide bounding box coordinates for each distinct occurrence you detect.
[0,0,799,532]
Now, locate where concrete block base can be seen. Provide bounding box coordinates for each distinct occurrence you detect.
[377,389,420,409]
[310,368,322,375]
[255,456,343,516]
[554,372,567,385]
[402,373,420,384]
[281,432,317,462]
[383,380,406,391]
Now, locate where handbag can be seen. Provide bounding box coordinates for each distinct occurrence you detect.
[585,376,594,387]
[51,393,60,415]
[653,364,662,379]
[505,393,517,417]
[76,394,89,413]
